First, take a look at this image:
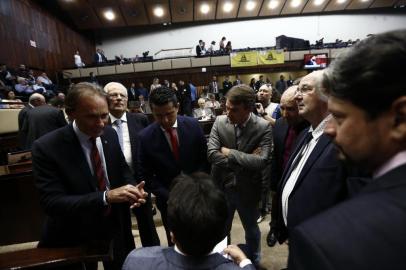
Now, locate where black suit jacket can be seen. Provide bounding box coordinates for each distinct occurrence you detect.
[17,105,32,148]
[137,116,208,201]
[288,164,406,270]
[32,125,135,267]
[22,105,67,149]
[271,118,308,191]
[276,128,348,242]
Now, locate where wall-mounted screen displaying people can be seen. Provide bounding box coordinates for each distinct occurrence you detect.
[304,53,328,69]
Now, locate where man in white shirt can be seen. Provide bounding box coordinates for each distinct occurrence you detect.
[274,70,348,244]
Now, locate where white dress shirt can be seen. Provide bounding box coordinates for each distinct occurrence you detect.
[281,114,332,226]
[110,113,132,170]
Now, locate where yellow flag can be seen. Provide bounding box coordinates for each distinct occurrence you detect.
[230,51,258,67]
[258,50,285,65]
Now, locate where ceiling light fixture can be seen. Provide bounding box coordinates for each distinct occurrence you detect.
[268,0,279,9]
[103,10,115,21]
[153,6,164,17]
[291,0,302,7]
[223,2,234,12]
[314,0,325,5]
[360,0,370,2]
[337,0,347,3]
[200,3,210,14]
[246,1,257,11]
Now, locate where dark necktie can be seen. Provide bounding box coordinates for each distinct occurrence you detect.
[165,128,180,161]
[114,119,124,152]
[235,124,244,148]
[283,132,313,181]
[282,127,298,170]
[90,137,107,192]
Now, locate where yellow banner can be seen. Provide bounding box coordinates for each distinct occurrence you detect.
[230,51,258,67]
[258,50,285,65]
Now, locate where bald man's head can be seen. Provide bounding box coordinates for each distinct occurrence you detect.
[29,93,46,107]
[280,86,302,126]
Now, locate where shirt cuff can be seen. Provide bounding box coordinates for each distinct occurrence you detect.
[239,258,252,268]
[103,191,109,206]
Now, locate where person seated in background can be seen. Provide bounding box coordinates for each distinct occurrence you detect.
[37,72,56,93]
[255,84,280,126]
[194,98,214,120]
[150,77,161,93]
[139,95,151,114]
[16,64,29,80]
[27,70,36,85]
[15,77,35,96]
[123,173,255,270]
[2,90,24,108]
[0,64,16,88]
[205,93,221,110]
[207,41,216,55]
[115,54,127,65]
[33,78,55,100]
[222,76,233,96]
[136,82,149,100]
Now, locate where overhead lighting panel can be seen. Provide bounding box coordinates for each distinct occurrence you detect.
[153,6,164,17]
[103,10,115,21]
[223,2,234,12]
[201,3,210,14]
[291,0,302,7]
[246,1,257,11]
[314,0,325,5]
[268,0,280,9]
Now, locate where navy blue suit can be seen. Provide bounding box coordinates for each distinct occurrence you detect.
[289,164,406,270]
[276,128,348,243]
[137,115,208,244]
[32,125,135,269]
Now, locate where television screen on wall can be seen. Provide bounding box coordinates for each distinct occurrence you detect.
[304,53,328,69]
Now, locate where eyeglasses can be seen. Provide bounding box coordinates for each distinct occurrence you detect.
[108,93,128,99]
[295,86,313,96]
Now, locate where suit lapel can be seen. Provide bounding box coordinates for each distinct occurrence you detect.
[238,115,256,151]
[64,125,96,191]
[290,134,331,194]
[224,117,238,148]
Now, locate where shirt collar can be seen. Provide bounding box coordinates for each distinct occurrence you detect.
[174,244,216,257]
[73,120,92,144]
[373,150,406,179]
[309,114,331,140]
[234,113,251,129]
[160,118,178,132]
[109,112,127,124]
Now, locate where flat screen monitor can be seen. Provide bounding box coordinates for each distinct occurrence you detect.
[304,53,328,69]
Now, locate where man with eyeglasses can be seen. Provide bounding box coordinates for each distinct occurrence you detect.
[273,71,349,248]
[137,86,208,246]
[104,82,160,248]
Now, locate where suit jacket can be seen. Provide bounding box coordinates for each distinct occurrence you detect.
[127,87,138,102]
[137,115,208,201]
[207,114,273,205]
[22,105,67,149]
[288,164,406,270]
[18,105,32,148]
[270,118,308,191]
[196,45,203,57]
[276,128,348,242]
[208,81,219,94]
[32,125,135,267]
[123,246,256,270]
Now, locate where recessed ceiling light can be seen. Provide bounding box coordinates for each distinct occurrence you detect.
[223,2,234,12]
[291,0,302,7]
[360,0,370,2]
[314,0,325,5]
[268,0,279,9]
[200,3,210,14]
[103,10,115,21]
[153,6,164,17]
[337,0,347,3]
[246,1,257,11]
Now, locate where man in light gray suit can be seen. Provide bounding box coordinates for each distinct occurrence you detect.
[208,85,273,269]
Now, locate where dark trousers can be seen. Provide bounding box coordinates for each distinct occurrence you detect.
[156,197,174,246]
[132,194,160,247]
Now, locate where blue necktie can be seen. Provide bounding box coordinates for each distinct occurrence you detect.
[114,119,124,151]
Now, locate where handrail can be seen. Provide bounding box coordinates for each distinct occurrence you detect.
[154,47,194,56]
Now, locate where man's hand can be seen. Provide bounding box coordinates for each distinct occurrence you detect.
[252,147,262,155]
[106,181,148,208]
[221,147,230,157]
[223,245,248,265]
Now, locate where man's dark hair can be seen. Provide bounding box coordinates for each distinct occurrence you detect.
[325,29,406,119]
[65,82,105,114]
[167,172,228,256]
[226,84,256,110]
[149,86,178,107]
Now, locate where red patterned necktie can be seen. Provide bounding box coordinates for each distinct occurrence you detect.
[89,137,107,192]
[165,128,180,161]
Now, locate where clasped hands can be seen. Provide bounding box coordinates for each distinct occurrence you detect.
[220,147,262,157]
[106,181,148,209]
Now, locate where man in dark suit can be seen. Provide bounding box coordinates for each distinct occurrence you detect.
[275,70,348,244]
[94,48,107,65]
[32,82,147,270]
[178,80,192,116]
[22,102,67,149]
[207,85,273,268]
[196,40,204,57]
[104,82,160,247]
[18,93,45,148]
[123,173,255,270]
[208,75,220,99]
[266,86,308,246]
[288,30,406,270]
[137,86,208,246]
